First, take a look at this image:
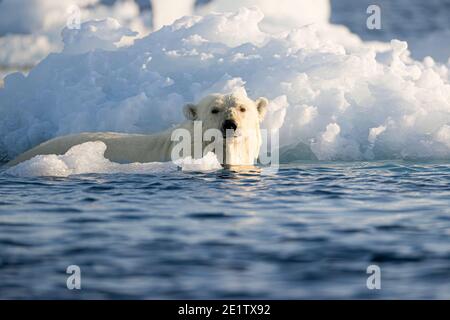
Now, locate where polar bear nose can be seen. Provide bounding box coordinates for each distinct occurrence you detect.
[222,119,237,136]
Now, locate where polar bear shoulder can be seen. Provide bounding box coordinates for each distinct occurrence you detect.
[7,129,181,167]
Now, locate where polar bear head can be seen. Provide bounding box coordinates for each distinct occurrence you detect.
[183,92,268,165]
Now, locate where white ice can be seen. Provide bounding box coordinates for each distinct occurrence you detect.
[0,0,151,75]
[1,3,450,165]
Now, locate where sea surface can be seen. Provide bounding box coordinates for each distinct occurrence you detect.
[1,162,449,299]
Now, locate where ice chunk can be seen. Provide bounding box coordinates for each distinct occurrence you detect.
[151,0,195,31]
[1,8,450,162]
[0,0,150,79]
[174,152,222,172]
[435,125,450,148]
[197,0,331,33]
[62,18,138,54]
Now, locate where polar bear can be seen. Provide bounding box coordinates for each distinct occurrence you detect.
[7,92,268,167]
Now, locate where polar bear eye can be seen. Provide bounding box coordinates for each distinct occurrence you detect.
[211,108,220,114]
[240,106,246,112]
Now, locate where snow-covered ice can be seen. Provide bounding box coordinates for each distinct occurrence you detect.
[1,4,450,166]
[0,0,150,73]
[61,18,138,54]
[197,0,331,33]
[151,0,195,31]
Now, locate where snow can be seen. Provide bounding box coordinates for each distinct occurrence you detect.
[197,0,331,33]
[151,0,195,30]
[62,18,138,54]
[1,3,450,165]
[0,34,58,68]
[0,0,97,36]
[0,0,150,75]
[5,141,222,177]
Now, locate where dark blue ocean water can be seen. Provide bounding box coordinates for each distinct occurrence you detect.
[1,162,449,299]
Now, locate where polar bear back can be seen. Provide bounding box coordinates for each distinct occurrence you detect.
[7,131,176,166]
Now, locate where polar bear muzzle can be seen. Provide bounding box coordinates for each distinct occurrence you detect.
[221,119,238,137]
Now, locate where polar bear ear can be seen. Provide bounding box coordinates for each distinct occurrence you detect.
[183,103,197,120]
[255,97,268,121]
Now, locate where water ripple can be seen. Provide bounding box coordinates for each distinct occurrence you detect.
[0,161,449,298]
